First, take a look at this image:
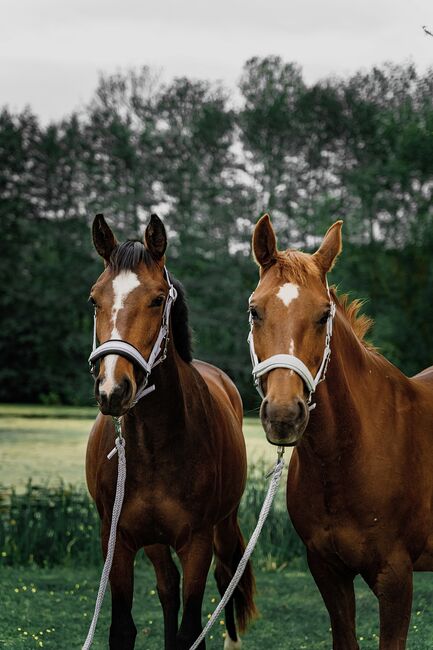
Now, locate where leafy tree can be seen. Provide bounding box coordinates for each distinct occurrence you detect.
[1,60,433,406]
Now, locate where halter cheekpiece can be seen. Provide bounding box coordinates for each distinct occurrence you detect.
[88,267,177,406]
[248,282,336,410]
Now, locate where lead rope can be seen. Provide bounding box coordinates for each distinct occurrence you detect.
[188,448,285,650]
[82,437,284,650]
[82,417,126,650]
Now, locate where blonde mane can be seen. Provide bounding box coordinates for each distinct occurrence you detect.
[275,250,322,285]
[331,288,375,349]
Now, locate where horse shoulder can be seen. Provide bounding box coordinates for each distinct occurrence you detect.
[86,412,112,501]
[191,358,243,424]
[190,359,247,507]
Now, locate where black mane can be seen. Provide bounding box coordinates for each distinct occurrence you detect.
[109,241,193,364]
[110,240,156,273]
[169,278,193,364]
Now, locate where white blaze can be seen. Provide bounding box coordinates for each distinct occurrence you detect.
[276,282,299,307]
[289,336,295,375]
[277,285,297,368]
[99,271,140,395]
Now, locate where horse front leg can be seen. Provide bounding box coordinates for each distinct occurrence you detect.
[307,550,359,650]
[145,543,181,649]
[364,549,413,650]
[101,524,137,650]
[176,530,213,650]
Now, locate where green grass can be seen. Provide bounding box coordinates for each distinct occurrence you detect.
[0,404,277,489]
[0,478,304,568]
[0,416,92,489]
[2,404,433,647]
[0,404,97,419]
[1,565,433,649]
[0,404,299,568]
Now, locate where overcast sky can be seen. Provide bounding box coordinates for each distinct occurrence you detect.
[1,0,432,123]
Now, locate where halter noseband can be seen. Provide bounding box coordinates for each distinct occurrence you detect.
[88,267,177,407]
[248,283,336,410]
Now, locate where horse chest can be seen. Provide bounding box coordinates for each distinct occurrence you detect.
[118,492,191,544]
[112,468,219,548]
[289,457,353,522]
[288,456,374,566]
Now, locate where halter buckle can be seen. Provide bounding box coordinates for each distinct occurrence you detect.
[160,335,170,363]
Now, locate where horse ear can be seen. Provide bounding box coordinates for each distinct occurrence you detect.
[145,214,167,261]
[252,214,277,269]
[92,214,117,264]
[313,221,343,275]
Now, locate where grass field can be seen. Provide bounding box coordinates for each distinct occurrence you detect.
[2,404,433,648]
[0,405,281,490]
[2,564,433,649]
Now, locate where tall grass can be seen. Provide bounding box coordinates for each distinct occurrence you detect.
[241,473,306,569]
[0,466,305,567]
[0,482,100,566]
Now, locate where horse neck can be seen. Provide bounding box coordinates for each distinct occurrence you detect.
[122,340,188,449]
[299,307,380,459]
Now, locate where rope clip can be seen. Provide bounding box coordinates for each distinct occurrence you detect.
[107,417,125,459]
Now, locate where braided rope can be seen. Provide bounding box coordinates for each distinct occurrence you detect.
[82,435,126,649]
[188,454,285,650]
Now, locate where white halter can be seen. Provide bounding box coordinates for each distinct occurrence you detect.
[88,267,177,406]
[248,283,336,410]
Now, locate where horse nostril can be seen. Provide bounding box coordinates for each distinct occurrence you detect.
[288,398,306,424]
[94,377,102,401]
[295,398,306,422]
[98,390,109,411]
[95,377,133,415]
[265,397,307,427]
[121,378,132,403]
[109,378,133,410]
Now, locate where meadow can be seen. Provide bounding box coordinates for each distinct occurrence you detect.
[0,405,278,490]
[0,405,299,568]
[3,562,433,648]
[1,405,433,648]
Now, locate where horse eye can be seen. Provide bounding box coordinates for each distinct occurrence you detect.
[318,311,330,325]
[249,307,260,321]
[150,296,165,308]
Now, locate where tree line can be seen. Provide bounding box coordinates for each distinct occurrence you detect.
[1,57,433,408]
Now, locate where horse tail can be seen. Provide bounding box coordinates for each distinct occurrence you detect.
[231,520,258,632]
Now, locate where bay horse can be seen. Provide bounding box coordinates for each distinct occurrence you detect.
[86,213,256,649]
[249,214,433,649]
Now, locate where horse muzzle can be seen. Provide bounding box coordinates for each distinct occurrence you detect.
[260,396,309,446]
[95,376,135,416]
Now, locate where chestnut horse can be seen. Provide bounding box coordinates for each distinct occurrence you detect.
[86,213,256,649]
[249,214,433,649]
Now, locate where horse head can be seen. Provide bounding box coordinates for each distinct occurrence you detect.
[89,213,172,416]
[249,214,342,446]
